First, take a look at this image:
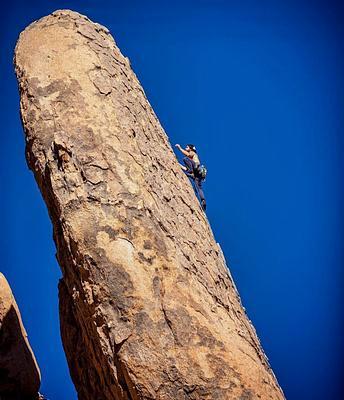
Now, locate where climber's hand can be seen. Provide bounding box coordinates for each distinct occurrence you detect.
[175,143,181,149]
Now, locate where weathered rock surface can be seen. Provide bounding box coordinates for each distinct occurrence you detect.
[0,273,41,399]
[14,9,285,400]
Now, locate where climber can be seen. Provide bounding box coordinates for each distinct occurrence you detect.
[175,143,207,211]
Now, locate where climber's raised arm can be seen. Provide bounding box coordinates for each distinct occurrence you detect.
[175,143,190,157]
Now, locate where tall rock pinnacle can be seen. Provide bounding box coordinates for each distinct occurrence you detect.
[14,10,284,400]
[0,273,41,399]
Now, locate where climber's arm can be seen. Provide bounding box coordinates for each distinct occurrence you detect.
[175,144,190,157]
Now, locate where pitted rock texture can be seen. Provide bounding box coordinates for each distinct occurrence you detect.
[14,9,285,400]
[0,273,41,399]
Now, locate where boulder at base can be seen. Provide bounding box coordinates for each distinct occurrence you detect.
[0,273,41,399]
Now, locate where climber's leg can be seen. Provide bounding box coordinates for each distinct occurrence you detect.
[183,157,195,176]
[194,177,206,210]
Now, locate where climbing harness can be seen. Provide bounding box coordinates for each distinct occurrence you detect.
[197,164,207,180]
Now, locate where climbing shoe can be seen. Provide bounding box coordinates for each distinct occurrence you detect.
[201,199,207,211]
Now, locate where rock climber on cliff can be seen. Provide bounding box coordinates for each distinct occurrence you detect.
[175,143,207,211]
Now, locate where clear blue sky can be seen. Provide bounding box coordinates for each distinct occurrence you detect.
[1,1,343,399]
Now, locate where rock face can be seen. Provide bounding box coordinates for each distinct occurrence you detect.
[0,273,41,399]
[14,10,285,400]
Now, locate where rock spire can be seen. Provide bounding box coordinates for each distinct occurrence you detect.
[15,10,284,400]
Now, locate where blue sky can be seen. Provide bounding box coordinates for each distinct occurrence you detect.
[1,1,343,399]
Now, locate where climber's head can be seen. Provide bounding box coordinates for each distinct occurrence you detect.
[186,144,197,153]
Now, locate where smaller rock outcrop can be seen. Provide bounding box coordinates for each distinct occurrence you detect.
[0,273,41,399]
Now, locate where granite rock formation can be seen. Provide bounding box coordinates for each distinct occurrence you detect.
[0,273,41,399]
[14,10,285,400]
